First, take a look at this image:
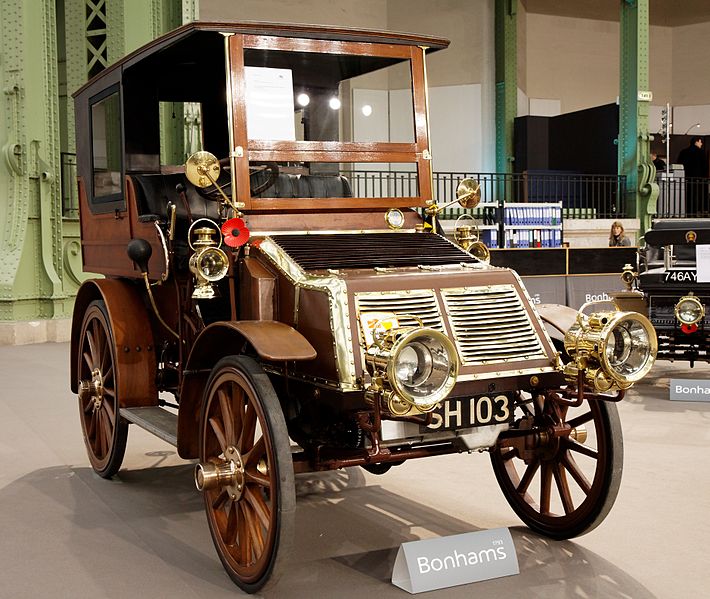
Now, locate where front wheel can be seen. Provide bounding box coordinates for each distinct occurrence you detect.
[198,356,295,593]
[490,393,623,539]
[77,299,128,478]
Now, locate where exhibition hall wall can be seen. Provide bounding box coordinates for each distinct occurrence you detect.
[519,7,710,136]
[200,0,710,168]
[200,0,495,173]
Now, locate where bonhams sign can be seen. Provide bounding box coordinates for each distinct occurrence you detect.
[391,528,519,593]
[670,379,710,402]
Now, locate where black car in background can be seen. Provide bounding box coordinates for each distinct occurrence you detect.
[626,219,710,365]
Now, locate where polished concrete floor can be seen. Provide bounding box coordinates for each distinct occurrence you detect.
[1,342,709,598]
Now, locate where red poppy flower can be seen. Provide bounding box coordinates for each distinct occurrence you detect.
[681,323,698,335]
[221,218,250,247]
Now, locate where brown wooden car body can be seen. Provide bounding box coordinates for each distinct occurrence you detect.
[70,21,647,593]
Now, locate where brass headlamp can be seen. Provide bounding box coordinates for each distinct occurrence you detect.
[621,263,637,290]
[365,325,459,416]
[453,214,490,264]
[674,294,704,326]
[188,221,229,299]
[563,310,657,392]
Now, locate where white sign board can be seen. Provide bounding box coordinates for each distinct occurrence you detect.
[391,528,519,594]
[696,244,710,283]
[670,379,710,402]
[244,67,296,141]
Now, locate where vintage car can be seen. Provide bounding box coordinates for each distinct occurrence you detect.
[70,21,657,592]
[619,218,710,365]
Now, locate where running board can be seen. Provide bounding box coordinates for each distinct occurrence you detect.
[119,406,178,447]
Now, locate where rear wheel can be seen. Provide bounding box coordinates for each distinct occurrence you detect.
[77,300,128,478]
[198,356,295,593]
[490,394,623,539]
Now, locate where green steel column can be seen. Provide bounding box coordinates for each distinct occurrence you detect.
[495,0,517,175]
[619,0,658,233]
[0,0,198,327]
[0,0,68,321]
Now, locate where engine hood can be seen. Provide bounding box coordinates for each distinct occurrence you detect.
[257,233,559,391]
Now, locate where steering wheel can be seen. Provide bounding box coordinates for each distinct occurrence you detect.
[193,159,279,202]
[249,162,280,196]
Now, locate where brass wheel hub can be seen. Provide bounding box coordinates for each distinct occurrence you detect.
[78,368,105,411]
[224,446,246,501]
[195,445,246,500]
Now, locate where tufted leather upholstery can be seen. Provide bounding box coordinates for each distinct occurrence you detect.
[129,170,353,224]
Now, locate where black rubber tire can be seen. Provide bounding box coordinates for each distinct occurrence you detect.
[77,299,128,478]
[490,396,623,539]
[199,355,295,593]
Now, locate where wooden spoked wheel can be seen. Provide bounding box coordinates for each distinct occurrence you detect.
[77,300,128,478]
[199,356,295,593]
[490,394,623,539]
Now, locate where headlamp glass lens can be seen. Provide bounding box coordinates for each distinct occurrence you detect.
[199,249,227,280]
[604,319,651,379]
[677,299,702,324]
[392,334,453,404]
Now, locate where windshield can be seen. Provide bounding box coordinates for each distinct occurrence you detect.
[231,35,431,210]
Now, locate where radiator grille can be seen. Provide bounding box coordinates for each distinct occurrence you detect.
[355,291,444,331]
[442,285,546,365]
[269,233,476,271]
[355,285,547,367]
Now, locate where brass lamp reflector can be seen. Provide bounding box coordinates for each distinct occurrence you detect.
[455,178,481,209]
[564,311,657,391]
[675,294,704,326]
[621,264,636,290]
[366,326,459,410]
[186,151,221,188]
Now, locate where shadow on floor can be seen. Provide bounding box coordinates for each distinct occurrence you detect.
[0,463,656,598]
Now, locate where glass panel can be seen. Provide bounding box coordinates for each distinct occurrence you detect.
[91,92,121,200]
[249,161,419,199]
[243,48,415,144]
[159,101,203,165]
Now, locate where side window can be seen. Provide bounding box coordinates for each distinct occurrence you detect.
[91,91,122,202]
[159,101,203,165]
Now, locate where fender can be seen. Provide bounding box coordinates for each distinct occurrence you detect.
[70,279,158,408]
[176,320,316,458]
[536,303,580,344]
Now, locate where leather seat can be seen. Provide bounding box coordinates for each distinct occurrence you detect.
[130,173,221,223]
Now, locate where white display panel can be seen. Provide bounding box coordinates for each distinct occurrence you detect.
[244,67,296,141]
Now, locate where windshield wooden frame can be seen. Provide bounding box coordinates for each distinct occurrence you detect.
[226,33,432,212]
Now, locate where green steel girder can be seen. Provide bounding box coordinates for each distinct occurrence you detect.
[495,0,517,176]
[619,0,658,233]
[0,0,66,320]
[0,0,198,322]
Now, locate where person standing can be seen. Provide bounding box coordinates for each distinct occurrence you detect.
[609,221,631,246]
[677,136,708,216]
[651,152,666,172]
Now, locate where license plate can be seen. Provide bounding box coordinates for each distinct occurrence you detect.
[664,269,696,283]
[421,394,512,432]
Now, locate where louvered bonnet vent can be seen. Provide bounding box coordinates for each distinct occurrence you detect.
[267,233,477,270]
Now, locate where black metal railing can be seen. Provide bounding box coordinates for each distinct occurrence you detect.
[656,174,710,218]
[57,157,627,220]
[341,168,419,199]
[61,152,78,218]
[345,170,626,219]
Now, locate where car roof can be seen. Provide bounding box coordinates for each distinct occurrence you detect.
[74,20,450,98]
[645,219,710,246]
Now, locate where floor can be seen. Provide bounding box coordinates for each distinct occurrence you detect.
[1,342,708,598]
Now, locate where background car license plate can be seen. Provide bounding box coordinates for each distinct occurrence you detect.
[421,394,512,432]
[664,269,696,283]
